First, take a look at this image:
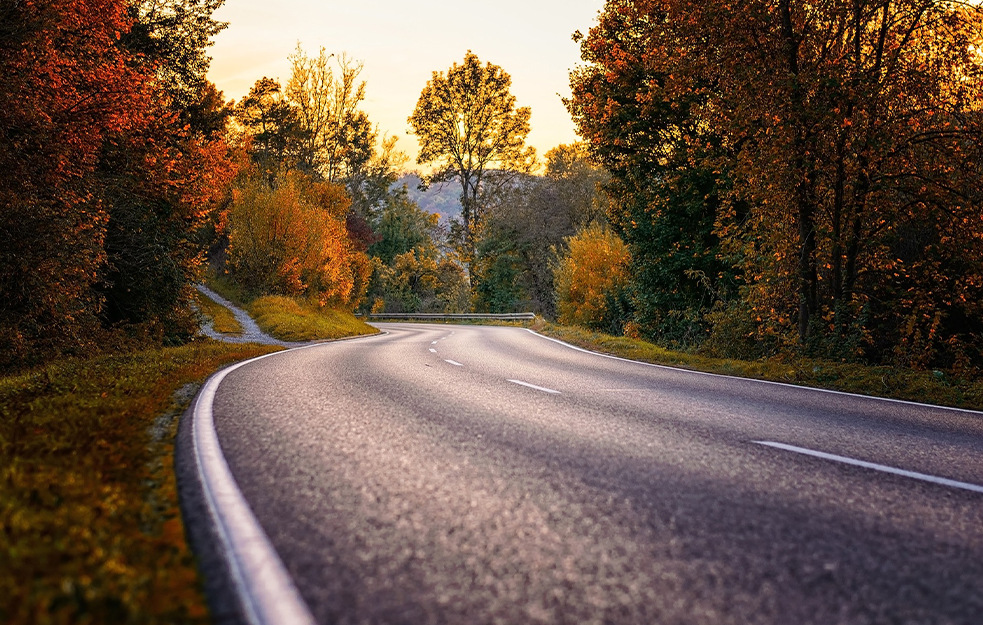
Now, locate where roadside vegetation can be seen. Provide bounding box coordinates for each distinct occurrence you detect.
[194,291,242,336]
[249,296,376,342]
[534,321,983,412]
[0,341,281,624]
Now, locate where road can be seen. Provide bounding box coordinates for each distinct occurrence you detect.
[205,322,983,624]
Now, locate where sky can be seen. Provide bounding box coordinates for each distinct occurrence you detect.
[206,0,604,168]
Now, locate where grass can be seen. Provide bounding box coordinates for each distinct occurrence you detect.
[248,296,379,342]
[194,290,242,335]
[534,321,983,412]
[0,340,282,625]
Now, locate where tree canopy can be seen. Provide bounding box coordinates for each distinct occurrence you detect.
[409,51,534,267]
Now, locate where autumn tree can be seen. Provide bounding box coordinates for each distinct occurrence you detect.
[571,0,983,366]
[409,51,534,268]
[473,144,609,316]
[0,0,152,366]
[0,0,238,369]
[568,0,734,347]
[226,168,370,307]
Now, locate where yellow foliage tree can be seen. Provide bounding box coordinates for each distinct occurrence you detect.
[553,224,631,331]
[226,169,370,307]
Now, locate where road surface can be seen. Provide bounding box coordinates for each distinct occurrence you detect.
[200,322,983,624]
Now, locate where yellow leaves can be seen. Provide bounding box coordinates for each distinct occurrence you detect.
[554,224,631,329]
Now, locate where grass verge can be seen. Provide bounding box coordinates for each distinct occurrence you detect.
[534,321,983,412]
[194,290,242,335]
[249,295,379,342]
[0,340,282,624]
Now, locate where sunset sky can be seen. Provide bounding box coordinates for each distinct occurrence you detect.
[207,0,604,167]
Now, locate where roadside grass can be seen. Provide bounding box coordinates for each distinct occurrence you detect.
[194,290,242,335]
[203,273,250,308]
[249,295,378,342]
[534,321,983,412]
[0,340,282,624]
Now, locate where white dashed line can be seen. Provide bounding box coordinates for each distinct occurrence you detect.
[445,360,463,366]
[755,441,983,494]
[508,379,560,394]
[429,348,437,353]
[431,341,438,345]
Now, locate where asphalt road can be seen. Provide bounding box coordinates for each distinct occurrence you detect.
[207,323,983,624]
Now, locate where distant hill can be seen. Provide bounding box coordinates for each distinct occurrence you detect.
[393,174,462,223]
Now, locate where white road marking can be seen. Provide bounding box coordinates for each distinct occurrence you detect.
[508,379,561,394]
[431,341,438,345]
[429,348,437,353]
[525,329,983,416]
[754,441,983,494]
[445,359,463,366]
[193,349,319,625]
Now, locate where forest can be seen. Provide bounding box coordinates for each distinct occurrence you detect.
[3,0,983,373]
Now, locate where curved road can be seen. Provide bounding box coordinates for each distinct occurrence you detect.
[205,323,983,624]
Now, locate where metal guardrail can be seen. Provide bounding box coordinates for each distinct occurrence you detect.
[367,312,536,321]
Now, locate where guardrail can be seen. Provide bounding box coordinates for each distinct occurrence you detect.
[367,312,536,321]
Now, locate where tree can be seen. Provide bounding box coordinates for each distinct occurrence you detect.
[567,0,734,348]
[235,77,304,177]
[225,168,370,307]
[409,51,534,268]
[363,189,469,313]
[0,0,154,367]
[570,0,983,366]
[124,0,228,114]
[285,46,375,183]
[473,144,609,316]
[553,223,631,333]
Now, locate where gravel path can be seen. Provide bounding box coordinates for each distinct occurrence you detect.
[196,284,299,347]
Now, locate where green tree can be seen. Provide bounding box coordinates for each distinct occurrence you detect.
[235,77,304,176]
[409,51,534,268]
[474,144,609,316]
[567,0,733,348]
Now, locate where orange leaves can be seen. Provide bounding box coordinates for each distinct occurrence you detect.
[226,169,369,308]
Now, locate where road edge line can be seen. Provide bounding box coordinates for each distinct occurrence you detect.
[523,329,983,416]
[191,347,319,625]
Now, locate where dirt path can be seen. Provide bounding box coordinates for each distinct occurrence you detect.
[196,284,299,346]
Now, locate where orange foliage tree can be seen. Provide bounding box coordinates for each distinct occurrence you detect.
[0,0,151,366]
[570,0,983,367]
[226,169,371,308]
[0,0,237,369]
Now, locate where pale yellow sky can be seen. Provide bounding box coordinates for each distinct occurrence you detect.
[207,0,603,167]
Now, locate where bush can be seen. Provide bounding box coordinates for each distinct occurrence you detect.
[553,224,631,332]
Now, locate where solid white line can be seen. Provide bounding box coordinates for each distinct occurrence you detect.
[429,348,437,353]
[445,359,463,366]
[508,379,561,394]
[754,441,983,494]
[193,350,317,625]
[524,329,983,416]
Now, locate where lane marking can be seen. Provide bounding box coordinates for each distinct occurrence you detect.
[429,348,437,353]
[508,379,561,394]
[193,349,320,625]
[445,359,463,366]
[525,329,983,416]
[431,341,438,345]
[754,441,983,494]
